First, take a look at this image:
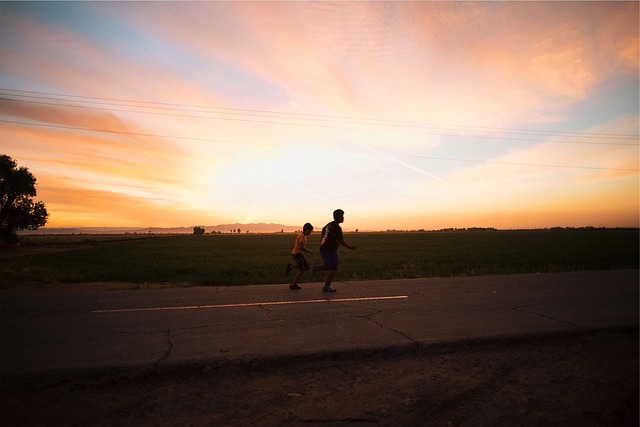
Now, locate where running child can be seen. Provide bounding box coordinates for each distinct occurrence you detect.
[313,209,356,292]
[285,223,314,290]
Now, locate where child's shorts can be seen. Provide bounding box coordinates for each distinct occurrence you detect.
[320,249,339,270]
[292,253,310,271]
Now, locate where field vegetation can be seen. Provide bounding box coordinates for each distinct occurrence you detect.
[1,229,637,288]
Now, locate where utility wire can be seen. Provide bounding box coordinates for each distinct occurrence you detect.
[1,88,638,142]
[0,119,284,149]
[410,155,638,172]
[2,96,637,148]
[2,119,637,173]
[3,88,633,139]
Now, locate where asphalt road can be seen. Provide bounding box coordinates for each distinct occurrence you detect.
[1,270,637,376]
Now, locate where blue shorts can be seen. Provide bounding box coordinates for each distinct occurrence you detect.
[320,250,339,270]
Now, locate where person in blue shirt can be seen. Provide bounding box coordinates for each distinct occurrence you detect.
[313,209,356,292]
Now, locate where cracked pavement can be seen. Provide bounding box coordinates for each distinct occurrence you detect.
[1,270,637,376]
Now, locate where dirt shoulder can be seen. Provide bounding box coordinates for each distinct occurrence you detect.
[2,327,637,427]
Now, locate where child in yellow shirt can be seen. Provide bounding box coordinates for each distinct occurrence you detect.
[285,223,314,290]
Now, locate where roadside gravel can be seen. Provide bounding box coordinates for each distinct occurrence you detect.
[2,327,637,427]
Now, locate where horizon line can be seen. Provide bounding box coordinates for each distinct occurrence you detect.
[18,225,638,236]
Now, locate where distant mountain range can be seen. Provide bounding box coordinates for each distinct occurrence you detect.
[18,223,302,235]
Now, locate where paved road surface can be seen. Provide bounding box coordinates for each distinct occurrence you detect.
[1,270,637,376]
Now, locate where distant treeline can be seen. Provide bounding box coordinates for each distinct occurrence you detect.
[384,226,637,233]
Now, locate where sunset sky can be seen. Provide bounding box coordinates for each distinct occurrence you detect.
[1,1,638,231]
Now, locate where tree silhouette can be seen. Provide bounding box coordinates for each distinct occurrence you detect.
[1,155,48,243]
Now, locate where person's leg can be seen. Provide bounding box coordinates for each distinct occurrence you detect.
[290,254,307,289]
[321,250,339,292]
[312,264,327,277]
[292,270,304,285]
[324,270,336,287]
[318,251,333,274]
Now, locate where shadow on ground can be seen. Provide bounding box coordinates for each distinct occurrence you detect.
[2,327,637,427]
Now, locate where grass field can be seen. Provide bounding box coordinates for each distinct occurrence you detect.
[1,229,638,288]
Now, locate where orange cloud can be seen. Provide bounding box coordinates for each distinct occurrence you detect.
[2,2,636,230]
[0,107,203,215]
[38,175,186,227]
[1,98,135,133]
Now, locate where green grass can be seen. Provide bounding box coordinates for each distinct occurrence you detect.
[1,229,638,288]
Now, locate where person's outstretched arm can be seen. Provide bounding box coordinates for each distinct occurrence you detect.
[339,239,356,250]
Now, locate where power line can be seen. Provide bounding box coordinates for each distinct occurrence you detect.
[409,155,638,172]
[0,119,284,149]
[1,88,638,143]
[2,96,637,148]
[2,119,637,173]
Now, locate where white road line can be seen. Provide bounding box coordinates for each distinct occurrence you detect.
[92,295,409,314]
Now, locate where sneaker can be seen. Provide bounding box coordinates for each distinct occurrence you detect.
[289,283,302,290]
[285,263,293,275]
[322,286,336,293]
